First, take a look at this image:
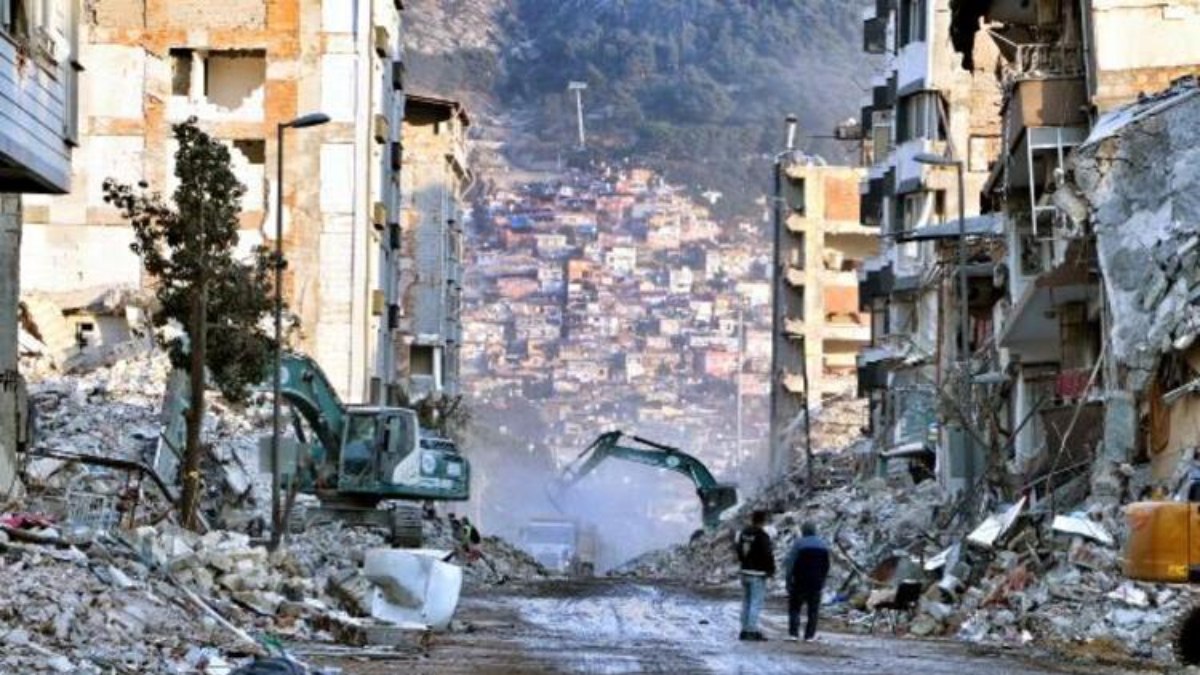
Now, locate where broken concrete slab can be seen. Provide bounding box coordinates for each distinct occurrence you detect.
[363,548,463,631]
[1051,514,1115,547]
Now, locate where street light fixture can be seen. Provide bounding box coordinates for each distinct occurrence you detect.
[270,112,330,550]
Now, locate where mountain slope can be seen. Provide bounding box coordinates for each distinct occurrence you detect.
[405,0,873,216]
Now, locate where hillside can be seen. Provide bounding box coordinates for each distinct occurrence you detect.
[404,0,873,217]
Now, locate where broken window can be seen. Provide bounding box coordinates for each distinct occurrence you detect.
[169,48,266,114]
[410,345,435,376]
[233,139,265,164]
[231,139,266,211]
[1,0,31,40]
[205,50,266,110]
[896,91,946,144]
[170,49,193,96]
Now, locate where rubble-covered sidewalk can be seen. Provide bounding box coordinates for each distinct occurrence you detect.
[1,350,545,673]
[622,442,1196,666]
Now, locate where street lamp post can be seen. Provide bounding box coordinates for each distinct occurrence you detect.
[271,112,331,550]
[913,152,971,479]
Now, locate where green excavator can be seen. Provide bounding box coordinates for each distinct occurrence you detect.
[271,352,470,546]
[160,352,470,546]
[550,431,738,531]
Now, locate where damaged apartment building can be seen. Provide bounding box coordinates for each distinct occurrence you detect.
[388,94,470,403]
[18,0,469,407]
[856,0,1003,491]
[858,0,1200,500]
[772,162,875,472]
[0,0,82,494]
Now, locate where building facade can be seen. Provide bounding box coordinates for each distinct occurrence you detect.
[950,0,1200,498]
[20,0,409,402]
[1,0,82,494]
[778,163,874,406]
[860,0,1200,497]
[856,0,1003,491]
[388,94,470,404]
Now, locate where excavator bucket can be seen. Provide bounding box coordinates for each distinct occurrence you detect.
[699,484,739,529]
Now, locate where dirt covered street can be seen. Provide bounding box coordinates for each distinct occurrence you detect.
[302,580,1154,675]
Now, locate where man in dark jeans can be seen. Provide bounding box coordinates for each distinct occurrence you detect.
[735,510,775,641]
[783,521,830,642]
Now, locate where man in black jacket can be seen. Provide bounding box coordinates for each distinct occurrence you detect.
[735,510,775,641]
[783,521,831,641]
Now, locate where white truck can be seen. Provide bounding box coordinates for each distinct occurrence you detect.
[519,518,597,576]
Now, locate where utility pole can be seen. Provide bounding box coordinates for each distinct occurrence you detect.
[735,296,745,479]
[568,81,588,150]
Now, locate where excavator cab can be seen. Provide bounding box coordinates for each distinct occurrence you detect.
[1124,480,1200,583]
[336,406,469,501]
[338,409,416,491]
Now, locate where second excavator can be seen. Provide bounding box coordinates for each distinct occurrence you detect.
[549,431,739,531]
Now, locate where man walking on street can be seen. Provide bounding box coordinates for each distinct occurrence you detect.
[784,521,830,642]
[735,510,775,641]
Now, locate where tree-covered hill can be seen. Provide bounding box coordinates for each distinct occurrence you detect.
[405,0,873,217]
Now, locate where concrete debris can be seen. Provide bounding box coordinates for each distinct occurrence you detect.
[1075,77,1200,376]
[966,498,1026,550]
[2,347,545,670]
[620,432,1190,665]
[1050,514,1115,547]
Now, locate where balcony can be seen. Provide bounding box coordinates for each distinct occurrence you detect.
[824,320,871,343]
[1002,77,1088,155]
[996,41,1084,87]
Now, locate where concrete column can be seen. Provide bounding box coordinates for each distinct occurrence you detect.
[190,50,207,102]
[0,193,23,500]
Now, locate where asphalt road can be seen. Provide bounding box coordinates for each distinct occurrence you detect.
[302,579,1156,675]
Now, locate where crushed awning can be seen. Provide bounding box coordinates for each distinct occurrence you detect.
[897,214,1001,242]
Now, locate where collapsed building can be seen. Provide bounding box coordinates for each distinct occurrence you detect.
[858,0,1200,504]
[18,0,470,409]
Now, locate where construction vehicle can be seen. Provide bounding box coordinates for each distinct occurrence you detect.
[551,431,738,531]
[1124,485,1200,583]
[519,518,598,576]
[269,352,470,546]
[1124,484,1200,664]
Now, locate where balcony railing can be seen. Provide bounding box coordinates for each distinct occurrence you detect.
[992,35,1084,85]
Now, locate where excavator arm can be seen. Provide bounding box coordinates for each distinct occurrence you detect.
[272,352,347,457]
[555,431,738,529]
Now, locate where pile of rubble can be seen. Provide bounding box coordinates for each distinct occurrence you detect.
[623,453,1192,665]
[4,349,544,671]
